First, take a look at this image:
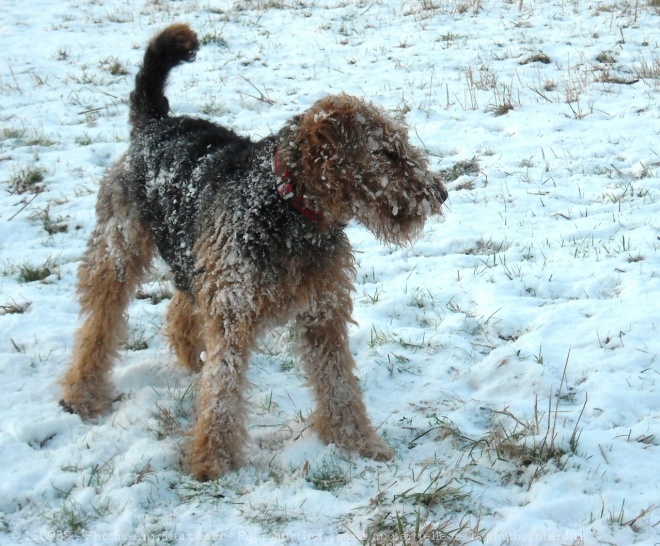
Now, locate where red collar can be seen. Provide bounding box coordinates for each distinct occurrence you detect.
[274,147,324,223]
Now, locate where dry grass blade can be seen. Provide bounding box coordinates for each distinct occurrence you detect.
[621,504,657,528]
[132,462,157,485]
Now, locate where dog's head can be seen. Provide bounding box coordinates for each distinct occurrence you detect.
[281,94,448,245]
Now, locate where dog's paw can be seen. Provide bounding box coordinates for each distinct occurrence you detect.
[314,414,395,462]
[188,442,235,482]
[59,394,110,420]
[357,436,395,462]
[59,377,113,419]
[188,456,229,482]
[188,421,246,481]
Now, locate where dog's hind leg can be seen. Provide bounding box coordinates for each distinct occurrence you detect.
[165,290,204,373]
[60,155,154,418]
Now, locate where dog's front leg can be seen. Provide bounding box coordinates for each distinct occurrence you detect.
[295,296,394,462]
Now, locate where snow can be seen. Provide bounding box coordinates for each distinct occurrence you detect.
[0,0,659,544]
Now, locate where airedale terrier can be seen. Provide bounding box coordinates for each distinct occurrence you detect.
[60,24,448,481]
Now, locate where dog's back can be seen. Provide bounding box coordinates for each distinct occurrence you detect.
[126,25,261,291]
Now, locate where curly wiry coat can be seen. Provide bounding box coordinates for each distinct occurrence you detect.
[60,24,448,481]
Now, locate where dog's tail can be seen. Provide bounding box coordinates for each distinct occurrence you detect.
[129,24,199,130]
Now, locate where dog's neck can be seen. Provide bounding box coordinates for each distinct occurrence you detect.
[273,147,324,223]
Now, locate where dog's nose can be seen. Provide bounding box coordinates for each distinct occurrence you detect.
[435,176,449,204]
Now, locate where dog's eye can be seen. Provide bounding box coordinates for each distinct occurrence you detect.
[380,149,399,161]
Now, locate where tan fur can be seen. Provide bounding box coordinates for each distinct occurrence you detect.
[165,291,204,373]
[60,155,154,419]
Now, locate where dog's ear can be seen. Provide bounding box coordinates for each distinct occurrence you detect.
[307,97,365,153]
[308,110,345,155]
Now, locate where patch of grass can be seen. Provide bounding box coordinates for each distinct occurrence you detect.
[45,499,88,537]
[596,51,616,64]
[407,286,434,309]
[634,58,660,80]
[360,284,384,304]
[199,95,225,117]
[436,31,465,46]
[18,258,58,283]
[0,300,31,315]
[596,67,639,85]
[106,10,134,23]
[100,56,129,76]
[487,82,517,116]
[85,457,117,488]
[466,236,511,256]
[354,507,465,546]
[485,351,587,486]
[200,30,228,47]
[17,264,47,283]
[30,206,69,235]
[279,357,297,373]
[520,52,551,65]
[177,477,227,505]
[150,403,181,440]
[125,328,149,351]
[239,76,274,105]
[350,456,484,546]
[132,462,157,486]
[438,157,480,183]
[7,163,47,194]
[66,69,103,86]
[543,79,557,91]
[242,500,297,534]
[606,501,658,531]
[148,382,194,440]
[2,125,27,141]
[2,126,56,147]
[393,474,468,508]
[306,455,351,491]
[405,0,442,19]
[383,352,417,376]
[74,132,96,146]
[368,325,397,349]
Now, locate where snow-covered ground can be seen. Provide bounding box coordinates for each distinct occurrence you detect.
[1,0,658,544]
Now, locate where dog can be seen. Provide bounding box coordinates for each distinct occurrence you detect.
[60,24,448,481]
